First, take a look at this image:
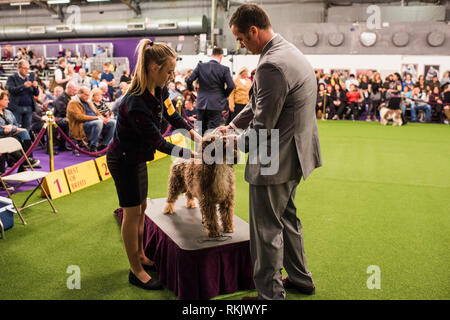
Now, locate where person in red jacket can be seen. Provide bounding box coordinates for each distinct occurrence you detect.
[346,84,363,120]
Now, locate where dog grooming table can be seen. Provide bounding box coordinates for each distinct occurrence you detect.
[115,196,254,300]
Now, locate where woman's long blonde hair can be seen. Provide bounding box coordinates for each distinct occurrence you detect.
[127,39,177,96]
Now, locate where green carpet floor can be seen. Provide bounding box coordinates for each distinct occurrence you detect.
[0,121,449,300]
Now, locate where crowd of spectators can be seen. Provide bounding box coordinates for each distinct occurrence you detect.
[1,45,449,185]
[315,69,450,124]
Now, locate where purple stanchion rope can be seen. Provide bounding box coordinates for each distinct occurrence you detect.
[55,126,108,157]
[1,125,47,177]
[162,124,172,137]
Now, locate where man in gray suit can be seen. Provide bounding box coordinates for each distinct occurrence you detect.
[219,4,322,300]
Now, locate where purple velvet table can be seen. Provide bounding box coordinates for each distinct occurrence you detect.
[114,197,254,300]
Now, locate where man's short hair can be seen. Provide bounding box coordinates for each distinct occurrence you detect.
[229,3,271,33]
[53,86,64,94]
[66,81,78,91]
[58,57,66,66]
[79,86,90,95]
[17,59,29,68]
[212,47,224,56]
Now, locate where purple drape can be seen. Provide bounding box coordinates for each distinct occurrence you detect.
[115,208,254,300]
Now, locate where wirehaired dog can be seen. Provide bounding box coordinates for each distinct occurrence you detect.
[163,133,239,237]
[378,103,403,126]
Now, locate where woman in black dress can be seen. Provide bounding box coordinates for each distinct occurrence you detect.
[106,39,202,290]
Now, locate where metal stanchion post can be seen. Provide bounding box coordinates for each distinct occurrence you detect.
[46,110,55,172]
[176,95,183,114]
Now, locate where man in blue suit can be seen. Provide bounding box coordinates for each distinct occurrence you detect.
[6,60,39,131]
[186,47,234,136]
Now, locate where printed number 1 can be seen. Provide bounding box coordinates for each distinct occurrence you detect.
[54,178,62,193]
[102,163,109,176]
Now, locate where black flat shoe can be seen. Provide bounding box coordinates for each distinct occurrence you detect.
[128,270,162,290]
[142,263,157,272]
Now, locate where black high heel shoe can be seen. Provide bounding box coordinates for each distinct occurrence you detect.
[128,270,162,290]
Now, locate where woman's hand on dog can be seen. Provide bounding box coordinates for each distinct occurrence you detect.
[190,150,200,159]
[189,129,203,143]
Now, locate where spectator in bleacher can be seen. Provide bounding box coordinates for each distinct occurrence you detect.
[386,73,402,111]
[90,70,101,89]
[31,91,61,155]
[81,52,89,70]
[228,66,252,124]
[2,46,12,61]
[67,86,115,152]
[45,86,64,110]
[75,68,91,88]
[99,82,112,103]
[427,76,441,90]
[30,55,39,68]
[330,72,342,87]
[111,82,129,118]
[345,74,359,91]
[367,72,382,121]
[0,64,5,76]
[100,62,115,99]
[120,69,132,84]
[91,88,113,120]
[330,83,347,120]
[95,45,105,57]
[359,75,370,115]
[0,90,41,170]
[428,86,444,123]
[400,85,414,119]
[316,83,329,118]
[440,71,450,89]
[167,81,181,100]
[6,59,39,131]
[185,47,234,135]
[115,81,128,101]
[346,84,363,120]
[54,57,72,90]
[411,86,431,122]
[74,55,83,73]
[403,73,414,90]
[320,73,331,86]
[54,81,78,151]
[416,75,426,91]
[66,64,75,80]
[182,90,197,122]
[442,84,450,124]
[175,81,185,94]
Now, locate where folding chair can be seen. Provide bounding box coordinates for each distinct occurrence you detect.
[0,217,4,239]
[0,137,57,225]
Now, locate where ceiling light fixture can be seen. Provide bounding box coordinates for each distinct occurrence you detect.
[10,2,31,6]
[47,0,71,4]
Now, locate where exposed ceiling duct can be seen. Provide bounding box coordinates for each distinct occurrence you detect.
[0,15,208,40]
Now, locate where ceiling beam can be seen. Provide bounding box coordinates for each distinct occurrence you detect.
[31,0,65,22]
[121,0,141,16]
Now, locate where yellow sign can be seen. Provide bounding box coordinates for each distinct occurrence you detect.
[169,133,187,148]
[94,155,112,181]
[41,169,70,199]
[64,160,100,193]
[164,97,175,116]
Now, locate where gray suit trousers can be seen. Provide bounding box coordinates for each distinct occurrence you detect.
[249,179,313,300]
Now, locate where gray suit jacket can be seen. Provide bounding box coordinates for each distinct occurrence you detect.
[232,35,322,185]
